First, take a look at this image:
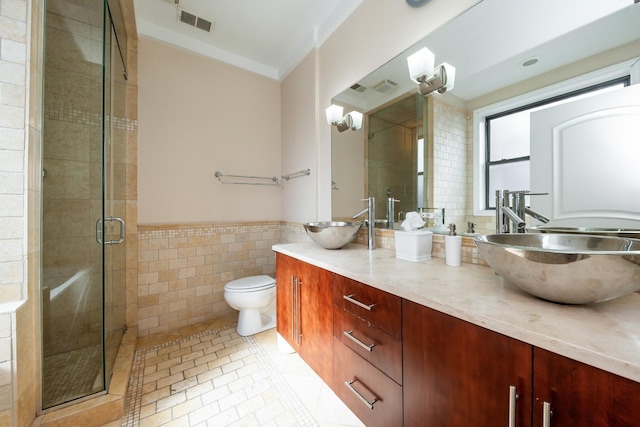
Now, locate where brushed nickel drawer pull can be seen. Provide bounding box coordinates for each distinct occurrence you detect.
[290,275,295,342]
[344,330,375,352]
[343,294,377,311]
[508,385,518,427]
[344,379,377,410]
[543,401,552,427]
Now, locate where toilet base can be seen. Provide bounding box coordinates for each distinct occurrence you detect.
[236,309,276,336]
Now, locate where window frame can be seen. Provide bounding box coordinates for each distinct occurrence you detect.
[472,59,637,217]
[483,75,629,210]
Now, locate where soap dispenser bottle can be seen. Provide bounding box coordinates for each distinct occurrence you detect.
[445,224,462,267]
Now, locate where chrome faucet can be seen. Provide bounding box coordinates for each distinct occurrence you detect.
[387,197,400,229]
[496,190,550,233]
[353,196,375,250]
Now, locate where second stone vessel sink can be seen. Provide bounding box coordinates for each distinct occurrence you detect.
[474,233,640,304]
[528,226,640,239]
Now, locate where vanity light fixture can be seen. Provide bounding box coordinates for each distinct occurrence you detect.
[407,47,435,83]
[407,47,456,96]
[325,104,363,132]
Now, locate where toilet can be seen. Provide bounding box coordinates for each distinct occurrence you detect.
[224,275,276,336]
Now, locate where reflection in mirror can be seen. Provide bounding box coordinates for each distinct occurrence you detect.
[330,0,640,234]
[366,94,426,227]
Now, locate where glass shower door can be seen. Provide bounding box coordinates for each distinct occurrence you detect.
[41,0,106,408]
[102,6,127,384]
[41,0,127,409]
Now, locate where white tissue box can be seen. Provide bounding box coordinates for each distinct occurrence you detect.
[394,230,433,262]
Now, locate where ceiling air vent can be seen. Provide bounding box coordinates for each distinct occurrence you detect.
[178,8,213,33]
[350,83,367,93]
[373,79,398,93]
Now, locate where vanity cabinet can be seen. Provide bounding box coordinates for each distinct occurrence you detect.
[403,300,533,427]
[275,253,333,383]
[274,252,640,427]
[533,347,640,427]
[403,299,640,427]
[332,275,403,427]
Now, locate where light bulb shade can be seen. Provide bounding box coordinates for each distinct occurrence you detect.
[325,104,344,125]
[438,62,456,93]
[407,47,435,83]
[348,111,363,130]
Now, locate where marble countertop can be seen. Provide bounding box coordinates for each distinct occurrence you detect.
[273,242,640,383]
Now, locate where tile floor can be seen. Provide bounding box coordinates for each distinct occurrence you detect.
[121,319,365,427]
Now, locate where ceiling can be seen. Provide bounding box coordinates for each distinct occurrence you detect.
[133,0,363,81]
[334,0,640,109]
[134,0,640,99]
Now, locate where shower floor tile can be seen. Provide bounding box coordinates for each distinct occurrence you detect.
[122,324,364,427]
[43,344,103,408]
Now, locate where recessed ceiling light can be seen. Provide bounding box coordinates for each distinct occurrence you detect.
[521,57,539,67]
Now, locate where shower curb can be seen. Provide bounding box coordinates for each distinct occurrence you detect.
[33,326,137,427]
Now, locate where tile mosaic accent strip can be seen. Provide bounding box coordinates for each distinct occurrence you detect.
[44,106,138,131]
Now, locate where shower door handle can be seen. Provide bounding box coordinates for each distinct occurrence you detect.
[96,217,126,245]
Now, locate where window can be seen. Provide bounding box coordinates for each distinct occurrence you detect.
[472,60,636,216]
[484,77,628,209]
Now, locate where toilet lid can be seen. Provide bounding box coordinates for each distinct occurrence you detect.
[224,275,275,292]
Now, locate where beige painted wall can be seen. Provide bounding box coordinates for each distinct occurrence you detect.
[138,37,282,224]
[330,123,365,221]
[279,51,318,223]
[138,0,480,225]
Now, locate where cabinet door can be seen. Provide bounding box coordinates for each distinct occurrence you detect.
[275,253,333,384]
[533,347,640,427]
[403,300,533,427]
[298,261,334,384]
[275,253,297,350]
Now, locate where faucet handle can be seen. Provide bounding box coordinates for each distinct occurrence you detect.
[508,190,549,196]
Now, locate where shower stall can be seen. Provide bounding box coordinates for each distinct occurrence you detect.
[366,94,429,218]
[41,0,128,409]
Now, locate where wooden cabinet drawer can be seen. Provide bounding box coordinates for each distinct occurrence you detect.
[333,307,402,385]
[333,337,403,427]
[333,274,401,339]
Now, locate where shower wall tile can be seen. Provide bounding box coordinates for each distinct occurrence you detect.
[136,223,280,337]
[0,172,22,194]
[45,26,93,75]
[0,16,26,44]
[0,194,22,216]
[42,119,90,161]
[0,285,21,302]
[0,336,10,362]
[0,149,24,174]
[432,98,468,228]
[0,103,23,128]
[1,38,26,64]
[0,127,23,150]
[0,81,26,107]
[46,0,92,25]
[1,0,28,22]
[0,360,10,386]
[45,10,91,38]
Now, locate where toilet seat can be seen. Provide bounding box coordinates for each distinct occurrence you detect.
[224,275,275,293]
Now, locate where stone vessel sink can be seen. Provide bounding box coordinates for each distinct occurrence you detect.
[474,233,640,304]
[303,222,362,249]
[528,226,640,239]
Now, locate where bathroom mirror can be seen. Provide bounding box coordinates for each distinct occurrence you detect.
[330,0,640,230]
